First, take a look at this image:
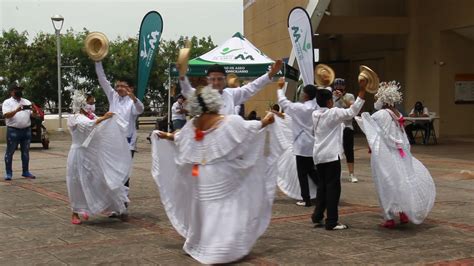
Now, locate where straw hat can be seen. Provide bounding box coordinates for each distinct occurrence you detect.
[315,64,335,86]
[226,73,240,88]
[177,40,192,77]
[358,65,380,93]
[84,32,109,61]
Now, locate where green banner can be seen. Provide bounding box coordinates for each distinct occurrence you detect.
[136,11,163,100]
[169,61,299,80]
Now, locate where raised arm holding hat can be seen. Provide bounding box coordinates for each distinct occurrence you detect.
[178,59,283,115]
[276,77,319,206]
[88,32,144,205]
[310,78,367,230]
[315,64,335,91]
[354,81,435,229]
[150,86,284,264]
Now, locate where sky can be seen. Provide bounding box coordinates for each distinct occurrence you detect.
[0,0,244,44]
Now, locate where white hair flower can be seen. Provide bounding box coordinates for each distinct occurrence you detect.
[375,81,403,107]
[186,85,223,116]
[71,89,88,113]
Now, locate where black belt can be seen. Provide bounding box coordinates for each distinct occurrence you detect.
[7,126,29,130]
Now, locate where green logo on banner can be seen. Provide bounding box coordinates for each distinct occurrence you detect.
[291,26,301,42]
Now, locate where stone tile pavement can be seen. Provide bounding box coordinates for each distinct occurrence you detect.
[0,127,473,265]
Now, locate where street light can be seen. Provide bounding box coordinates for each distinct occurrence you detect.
[51,14,64,131]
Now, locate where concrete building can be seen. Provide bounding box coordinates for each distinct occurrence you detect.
[243,0,474,137]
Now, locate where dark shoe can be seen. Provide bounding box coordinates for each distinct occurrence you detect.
[22,172,36,179]
[326,223,349,230]
[313,220,325,228]
[311,213,323,224]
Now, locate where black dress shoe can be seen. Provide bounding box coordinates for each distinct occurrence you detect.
[313,221,324,228]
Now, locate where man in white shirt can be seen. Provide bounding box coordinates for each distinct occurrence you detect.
[311,79,367,230]
[333,78,358,183]
[171,94,187,130]
[277,80,319,207]
[178,61,283,115]
[2,85,37,180]
[95,62,144,189]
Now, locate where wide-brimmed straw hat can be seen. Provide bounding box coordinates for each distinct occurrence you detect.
[177,48,190,77]
[84,32,109,61]
[226,73,240,88]
[358,65,380,93]
[177,40,192,77]
[315,64,335,86]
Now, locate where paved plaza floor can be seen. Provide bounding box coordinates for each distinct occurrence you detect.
[1,127,473,265]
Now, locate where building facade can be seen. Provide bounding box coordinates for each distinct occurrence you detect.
[244,0,474,137]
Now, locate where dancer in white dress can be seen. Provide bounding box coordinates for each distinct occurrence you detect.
[151,86,284,264]
[355,81,436,228]
[66,90,132,225]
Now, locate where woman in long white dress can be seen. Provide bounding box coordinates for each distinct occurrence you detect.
[356,81,436,228]
[151,86,284,264]
[66,90,132,225]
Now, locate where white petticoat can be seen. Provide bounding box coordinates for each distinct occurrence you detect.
[66,115,131,215]
[151,115,284,264]
[356,111,436,223]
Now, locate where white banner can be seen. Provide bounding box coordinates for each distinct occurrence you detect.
[288,7,314,86]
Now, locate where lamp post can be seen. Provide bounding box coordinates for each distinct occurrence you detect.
[51,14,64,131]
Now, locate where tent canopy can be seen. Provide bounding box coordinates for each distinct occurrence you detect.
[169,32,299,80]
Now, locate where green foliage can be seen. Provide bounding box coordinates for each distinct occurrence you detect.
[0,29,216,115]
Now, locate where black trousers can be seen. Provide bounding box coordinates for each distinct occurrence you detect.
[405,123,429,144]
[312,159,341,229]
[295,155,318,202]
[124,150,135,188]
[342,128,354,163]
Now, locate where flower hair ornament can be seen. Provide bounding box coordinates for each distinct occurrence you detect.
[186,85,223,117]
[375,81,403,107]
[71,89,88,114]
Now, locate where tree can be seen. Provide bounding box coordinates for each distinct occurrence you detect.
[0,29,216,116]
[0,29,29,100]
